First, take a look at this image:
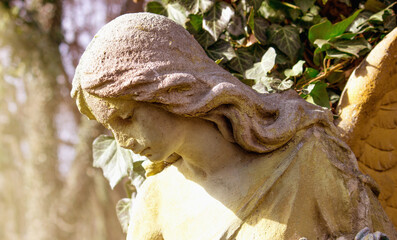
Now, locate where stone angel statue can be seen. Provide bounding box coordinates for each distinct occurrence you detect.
[72,13,397,239]
[337,27,397,229]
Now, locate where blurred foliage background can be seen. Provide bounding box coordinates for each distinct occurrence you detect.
[0,0,395,240]
[0,0,143,239]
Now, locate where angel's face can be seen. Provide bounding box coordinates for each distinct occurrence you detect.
[87,96,186,162]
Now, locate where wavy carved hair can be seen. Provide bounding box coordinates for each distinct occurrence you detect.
[72,13,333,153]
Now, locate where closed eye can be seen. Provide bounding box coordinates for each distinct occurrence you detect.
[119,111,134,123]
[122,115,133,121]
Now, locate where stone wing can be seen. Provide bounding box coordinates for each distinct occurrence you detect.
[336,27,397,227]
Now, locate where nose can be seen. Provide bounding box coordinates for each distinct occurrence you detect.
[112,129,136,149]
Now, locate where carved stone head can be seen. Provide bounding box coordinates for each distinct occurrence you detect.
[72,13,333,154]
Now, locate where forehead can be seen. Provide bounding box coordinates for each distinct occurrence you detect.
[83,91,135,124]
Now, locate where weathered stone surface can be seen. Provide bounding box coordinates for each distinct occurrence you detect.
[73,13,397,239]
[337,27,397,227]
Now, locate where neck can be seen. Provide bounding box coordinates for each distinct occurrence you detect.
[175,118,253,178]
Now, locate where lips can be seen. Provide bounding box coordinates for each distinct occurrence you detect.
[128,144,146,155]
[139,147,152,157]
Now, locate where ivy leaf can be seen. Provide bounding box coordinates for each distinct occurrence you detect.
[275,79,294,91]
[304,67,319,79]
[253,17,269,44]
[258,0,286,22]
[308,9,362,43]
[203,1,235,40]
[368,8,393,23]
[186,14,203,32]
[332,38,371,57]
[182,0,215,14]
[325,49,351,59]
[248,7,255,30]
[269,25,301,61]
[313,39,331,51]
[186,14,215,48]
[247,0,263,11]
[284,60,305,78]
[196,31,216,48]
[206,39,236,61]
[328,89,340,104]
[167,2,188,26]
[347,11,372,33]
[145,1,167,16]
[294,0,316,12]
[301,5,320,22]
[252,76,273,93]
[227,13,246,38]
[252,76,292,93]
[306,82,330,108]
[249,43,267,62]
[93,135,147,189]
[244,47,277,79]
[326,70,344,84]
[228,47,255,73]
[146,1,188,27]
[333,33,357,40]
[116,198,131,233]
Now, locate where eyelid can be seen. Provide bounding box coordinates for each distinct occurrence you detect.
[121,110,134,120]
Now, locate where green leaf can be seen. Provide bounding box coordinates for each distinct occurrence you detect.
[306,82,330,108]
[384,13,396,31]
[253,17,269,44]
[167,2,188,26]
[304,67,319,79]
[240,78,256,86]
[258,0,286,22]
[93,135,148,189]
[332,38,371,57]
[145,1,167,16]
[252,76,293,93]
[206,39,236,61]
[328,89,340,104]
[269,25,301,61]
[301,5,320,22]
[308,9,363,43]
[313,39,331,51]
[203,1,234,40]
[180,0,215,14]
[333,33,357,40]
[277,79,294,91]
[294,0,315,12]
[130,162,146,189]
[227,14,246,38]
[313,48,324,65]
[347,11,372,33]
[116,198,131,233]
[228,47,255,74]
[196,31,216,48]
[187,14,203,32]
[244,47,277,79]
[247,0,264,11]
[249,43,267,62]
[248,7,255,31]
[284,60,305,78]
[186,14,215,48]
[145,1,188,26]
[288,8,301,21]
[325,49,351,59]
[326,70,344,84]
[252,76,273,93]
